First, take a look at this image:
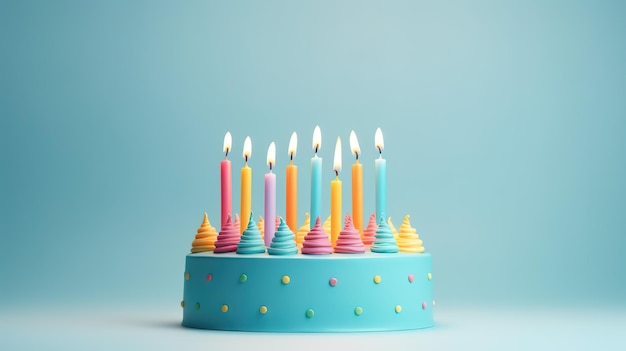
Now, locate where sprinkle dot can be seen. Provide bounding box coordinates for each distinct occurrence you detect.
[354,307,363,316]
[260,306,268,314]
[373,275,382,284]
[180,300,184,308]
[305,309,315,318]
[282,275,291,285]
[240,273,248,283]
[427,272,432,280]
[221,304,229,313]
[422,301,427,310]
[206,273,213,282]
[195,302,200,310]
[184,272,190,280]
[329,277,337,287]
[408,274,415,283]
[395,305,402,313]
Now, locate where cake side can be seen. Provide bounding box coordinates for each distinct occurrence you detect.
[182,252,433,332]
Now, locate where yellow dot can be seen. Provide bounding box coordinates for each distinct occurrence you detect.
[184,272,190,280]
[428,273,432,280]
[282,275,291,284]
[221,304,229,313]
[259,305,268,314]
[180,300,184,308]
[395,305,402,313]
[373,275,382,284]
[354,307,363,316]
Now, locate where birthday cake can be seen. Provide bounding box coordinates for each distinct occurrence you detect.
[181,128,434,332]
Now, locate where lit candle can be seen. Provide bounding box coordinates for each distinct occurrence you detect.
[240,136,252,234]
[350,130,364,239]
[310,126,322,225]
[330,136,342,247]
[286,132,298,232]
[374,128,386,223]
[221,132,232,229]
[264,142,277,247]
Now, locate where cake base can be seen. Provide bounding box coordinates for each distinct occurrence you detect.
[182,252,433,332]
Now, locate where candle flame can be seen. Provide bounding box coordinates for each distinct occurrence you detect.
[288,132,298,159]
[243,136,252,161]
[267,141,276,169]
[375,128,384,154]
[349,130,360,159]
[333,136,342,174]
[223,132,232,155]
[312,125,321,154]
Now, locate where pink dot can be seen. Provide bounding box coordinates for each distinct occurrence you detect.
[422,301,427,310]
[329,278,337,287]
[206,274,213,282]
[408,274,414,283]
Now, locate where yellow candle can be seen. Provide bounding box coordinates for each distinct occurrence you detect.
[286,132,298,232]
[349,131,363,238]
[330,137,342,247]
[240,136,252,235]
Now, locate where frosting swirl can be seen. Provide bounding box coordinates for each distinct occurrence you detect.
[237,212,266,254]
[257,216,265,239]
[334,215,366,253]
[371,217,398,253]
[387,217,399,239]
[191,212,218,253]
[362,213,377,246]
[302,217,333,255]
[397,215,425,253]
[296,213,310,249]
[323,215,331,235]
[268,217,298,255]
[214,214,241,253]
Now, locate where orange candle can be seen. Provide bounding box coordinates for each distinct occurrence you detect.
[330,137,342,247]
[240,136,252,234]
[350,131,364,238]
[286,132,298,232]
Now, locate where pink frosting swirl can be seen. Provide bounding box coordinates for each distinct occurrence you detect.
[362,213,377,246]
[301,216,333,255]
[335,215,365,253]
[214,215,241,253]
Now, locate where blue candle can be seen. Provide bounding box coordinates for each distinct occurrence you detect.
[374,128,386,222]
[310,126,322,224]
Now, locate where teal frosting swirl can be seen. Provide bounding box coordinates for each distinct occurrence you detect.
[371,217,398,253]
[237,212,266,254]
[268,217,298,255]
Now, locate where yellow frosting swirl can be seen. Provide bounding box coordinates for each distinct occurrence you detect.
[396,215,425,253]
[296,213,310,249]
[257,216,265,239]
[323,215,331,235]
[191,213,218,253]
[388,217,399,239]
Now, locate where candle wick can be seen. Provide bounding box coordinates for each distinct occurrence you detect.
[355,152,359,161]
[290,153,293,161]
[335,170,338,177]
[270,162,273,171]
[245,155,248,163]
[225,148,229,158]
[377,146,382,155]
[315,145,318,154]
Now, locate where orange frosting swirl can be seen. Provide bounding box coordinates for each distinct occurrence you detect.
[388,216,399,239]
[323,215,331,235]
[191,213,218,253]
[397,215,425,253]
[257,216,265,239]
[362,213,377,246]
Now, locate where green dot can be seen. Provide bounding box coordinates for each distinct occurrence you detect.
[305,309,315,318]
[240,273,248,283]
[195,302,200,310]
[354,307,363,316]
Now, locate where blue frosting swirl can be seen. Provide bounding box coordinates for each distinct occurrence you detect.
[268,217,298,255]
[237,212,266,254]
[370,217,398,253]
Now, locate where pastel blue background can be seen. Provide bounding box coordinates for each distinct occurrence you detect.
[2,0,625,349]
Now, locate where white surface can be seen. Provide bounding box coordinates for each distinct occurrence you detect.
[1,303,624,350]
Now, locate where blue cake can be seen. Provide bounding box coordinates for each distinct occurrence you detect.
[182,213,433,332]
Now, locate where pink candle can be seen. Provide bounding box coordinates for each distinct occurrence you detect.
[221,132,232,229]
[264,142,276,247]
